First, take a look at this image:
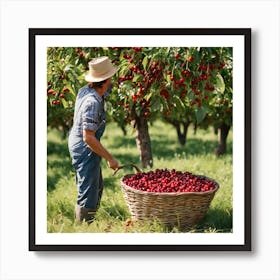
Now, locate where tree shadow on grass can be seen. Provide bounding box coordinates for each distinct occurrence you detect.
[103,176,120,192]
[110,152,140,168]
[152,137,233,159]
[47,140,74,192]
[47,139,70,158]
[106,135,136,150]
[105,136,141,166]
[108,128,232,161]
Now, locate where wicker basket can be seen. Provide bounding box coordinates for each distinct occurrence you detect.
[121,174,219,229]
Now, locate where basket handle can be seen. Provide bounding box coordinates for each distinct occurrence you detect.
[113,164,142,176]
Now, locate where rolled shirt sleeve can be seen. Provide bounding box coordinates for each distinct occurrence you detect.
[82,98,100,131]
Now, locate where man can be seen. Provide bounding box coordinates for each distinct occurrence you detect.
[68,56,119,223]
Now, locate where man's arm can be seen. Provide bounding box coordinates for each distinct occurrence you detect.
[83,129,119,170]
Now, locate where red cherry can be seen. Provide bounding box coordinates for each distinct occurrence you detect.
[160,89,169,99]
[188,56,194,62]
[52,100,61,105]
[47,89,55,95]
[125,219,133,226]
[123,169,216,193]
[132,94,137,102]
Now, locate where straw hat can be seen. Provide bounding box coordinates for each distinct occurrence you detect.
[85,56,118,82]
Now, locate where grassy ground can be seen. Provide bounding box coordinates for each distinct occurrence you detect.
[47,120,232,233]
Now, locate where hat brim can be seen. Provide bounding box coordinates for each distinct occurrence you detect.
[85,66,119,83]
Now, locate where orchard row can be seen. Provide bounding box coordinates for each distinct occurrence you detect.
[47,47,232,165]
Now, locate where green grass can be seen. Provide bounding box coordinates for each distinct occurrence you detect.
[47,120,232,233]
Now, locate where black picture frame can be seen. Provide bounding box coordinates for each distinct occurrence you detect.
[29,28,251,251]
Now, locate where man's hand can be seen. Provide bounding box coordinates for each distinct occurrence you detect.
[107,157,119,170]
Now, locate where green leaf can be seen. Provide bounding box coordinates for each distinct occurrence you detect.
[142,56,148,71]
[118,60,130,76]
[132,75,141,83]
[64,64,72,72]
[144,91,153,101]
[166,75,171,83]
[188,91,195,102]
[61,98,68,108]
[215,73,225,94]
[196,107,207,124]
[173,95,185,109]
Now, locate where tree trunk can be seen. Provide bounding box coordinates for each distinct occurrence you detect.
[193,122,197,135]
[120,124,127,136]
[216,122,231,156]
[134,110,153,168]
[168,119,190,146]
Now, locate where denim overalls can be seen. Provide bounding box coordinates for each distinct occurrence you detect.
[68,85,107,210]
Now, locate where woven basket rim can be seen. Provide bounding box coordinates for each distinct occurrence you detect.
[121,173,219,196]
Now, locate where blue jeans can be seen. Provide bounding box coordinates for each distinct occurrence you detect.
[74,147,103,208]
[69,122,106,210]
[68,86,107,211]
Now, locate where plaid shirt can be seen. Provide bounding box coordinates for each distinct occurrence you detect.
[68,85,109,167]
